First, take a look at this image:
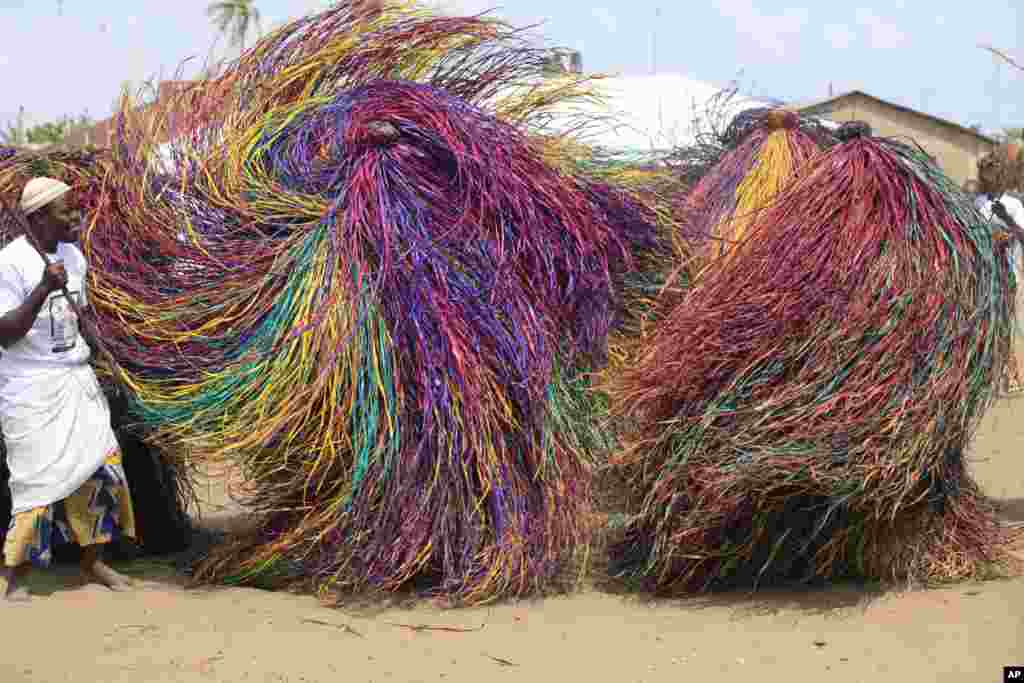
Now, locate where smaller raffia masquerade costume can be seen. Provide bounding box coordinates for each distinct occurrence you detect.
[1,177,135,568]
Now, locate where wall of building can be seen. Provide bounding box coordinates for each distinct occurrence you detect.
[803,94,996,186]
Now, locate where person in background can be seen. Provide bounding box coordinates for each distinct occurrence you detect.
[975,155,1024,255]
[975,155,1024,393]
[0,177,136,602]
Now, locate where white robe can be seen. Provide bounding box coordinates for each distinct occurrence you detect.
[0,237,118,514]
[2,364,117,514]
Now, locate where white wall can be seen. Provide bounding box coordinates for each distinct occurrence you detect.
[153,73,766,163]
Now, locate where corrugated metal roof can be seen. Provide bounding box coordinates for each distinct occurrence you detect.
[795,90,999,144]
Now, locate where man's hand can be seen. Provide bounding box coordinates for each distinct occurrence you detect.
[40,263,67,294]
[0,262,68,347]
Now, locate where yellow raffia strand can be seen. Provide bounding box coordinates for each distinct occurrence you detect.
[710,129,794,263]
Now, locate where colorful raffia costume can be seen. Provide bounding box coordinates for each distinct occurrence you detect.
[81,3,668,604]
[603,121,1020,594]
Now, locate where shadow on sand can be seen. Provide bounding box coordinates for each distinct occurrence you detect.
[588,564,886,619]
[19,555,184,598]
[22,504,1011,616]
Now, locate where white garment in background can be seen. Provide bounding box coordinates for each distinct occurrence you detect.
[0,236,116,514]
[976,194,1024,341]
[976,193,1024,273]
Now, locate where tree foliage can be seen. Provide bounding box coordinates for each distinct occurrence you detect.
[207,0,262,52]
[0,108,93,148]
[0,107,28,146]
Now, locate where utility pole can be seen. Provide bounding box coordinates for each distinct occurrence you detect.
[990,50,1001,132]
[920,87,935,114]
[648,8,662,75]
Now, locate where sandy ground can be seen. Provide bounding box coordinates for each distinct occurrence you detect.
[3,399,1024,682]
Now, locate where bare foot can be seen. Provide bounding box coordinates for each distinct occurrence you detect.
[2,567,31,603]
[3,585,31,602]
[82,560,134,592]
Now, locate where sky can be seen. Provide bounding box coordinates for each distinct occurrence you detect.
[0,0,1020,134]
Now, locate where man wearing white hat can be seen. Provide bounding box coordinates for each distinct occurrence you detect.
[0,177,135,601]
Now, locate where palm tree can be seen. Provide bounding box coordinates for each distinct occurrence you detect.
[207,0,262,55]
[0,107,29,146]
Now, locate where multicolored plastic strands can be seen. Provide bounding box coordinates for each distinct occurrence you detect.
[679,108,834,271]
[595,108,833,386]
[0,147,112,247]
[83,3,666,605]
[603,125,1021,594]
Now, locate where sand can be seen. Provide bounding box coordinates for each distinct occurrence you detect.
[3,398,1024,682]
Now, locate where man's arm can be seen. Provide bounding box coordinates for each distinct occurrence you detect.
[992,200,1024,244]
[0,263,67,348]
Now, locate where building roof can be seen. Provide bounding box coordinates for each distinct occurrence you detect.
[63,81,203,149]
[794,90,998,144]
[530,73,768,153]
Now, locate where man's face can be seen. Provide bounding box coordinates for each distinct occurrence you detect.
[39,196,81,243]
[978,160,1003,195]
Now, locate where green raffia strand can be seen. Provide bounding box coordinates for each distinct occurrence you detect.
[545,358,615,466]
[223,555,298,588]
[349,302,399,497]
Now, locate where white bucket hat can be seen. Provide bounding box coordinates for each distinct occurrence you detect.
[20,177,71,216]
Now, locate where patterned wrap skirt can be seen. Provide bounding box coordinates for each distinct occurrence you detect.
[3,449,136,568]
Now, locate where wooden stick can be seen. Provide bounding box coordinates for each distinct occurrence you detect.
[385,621,485,633]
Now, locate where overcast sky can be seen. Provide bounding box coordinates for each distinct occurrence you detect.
[0,0,1020,132]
